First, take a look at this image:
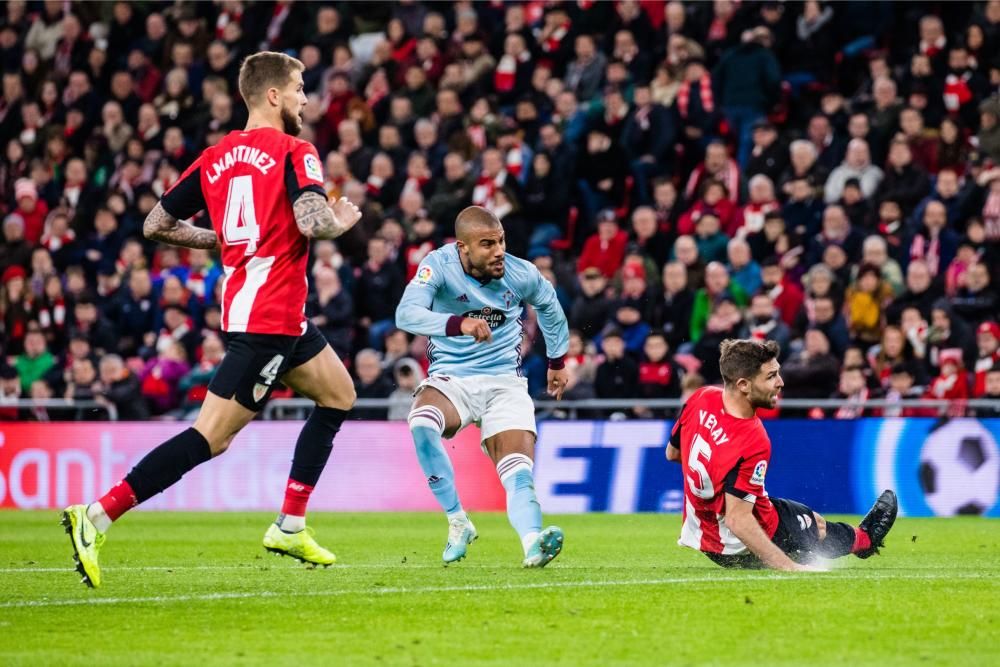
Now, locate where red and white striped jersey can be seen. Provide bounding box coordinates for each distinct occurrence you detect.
[671,386,779,555]
[161,127,326,336]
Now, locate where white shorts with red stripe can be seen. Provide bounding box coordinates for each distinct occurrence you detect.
[416,374,536,446]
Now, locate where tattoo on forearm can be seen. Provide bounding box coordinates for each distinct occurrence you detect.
[143,202,219,250]
[293,191,346,239]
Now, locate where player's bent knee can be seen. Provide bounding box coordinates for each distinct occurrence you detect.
[315,385,355,411]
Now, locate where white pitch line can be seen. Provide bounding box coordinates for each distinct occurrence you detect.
[2,563,675,573]
[1,572,995,609]
[0,561,993,574]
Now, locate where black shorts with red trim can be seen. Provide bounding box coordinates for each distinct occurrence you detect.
[208,321,328,411]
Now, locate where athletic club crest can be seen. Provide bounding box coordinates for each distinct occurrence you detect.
[253,383,269,403]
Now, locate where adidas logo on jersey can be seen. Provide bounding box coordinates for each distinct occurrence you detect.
[456,294,470,303]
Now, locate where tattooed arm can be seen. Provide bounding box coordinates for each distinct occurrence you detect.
[143,202,220,250]
[293,192,363,239]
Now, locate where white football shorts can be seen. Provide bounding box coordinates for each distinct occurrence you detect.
[415,374,536,443]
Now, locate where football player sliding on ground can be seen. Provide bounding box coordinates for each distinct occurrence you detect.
[61,52,362,587]
[668,339,897,570]
[396,206,570,567]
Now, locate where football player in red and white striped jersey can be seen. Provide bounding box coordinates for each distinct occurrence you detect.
[667,339,898,571]
[62,52,362,587]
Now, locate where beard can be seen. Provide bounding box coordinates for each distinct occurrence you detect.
[281,105,302,136]
[749,384,779,409]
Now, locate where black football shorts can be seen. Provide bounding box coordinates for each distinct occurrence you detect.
[703,497,822,569]
[208,321,328,411]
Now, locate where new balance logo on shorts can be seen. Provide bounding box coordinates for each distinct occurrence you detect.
[797,514,814,531]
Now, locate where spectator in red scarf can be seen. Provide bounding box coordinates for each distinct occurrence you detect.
[473,147,520,208]
[13,177,46,244]
[735,174,781,237]
[535,6,575,74]
[944,46,990,129]
[36,273,68,350]
[684,141,740,205]
[830,365,872,419]
[908,200,960,277]
[1,265,34,355]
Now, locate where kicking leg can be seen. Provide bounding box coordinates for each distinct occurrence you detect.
[64,392,256,587]
[483,430,563,568]
[817,489,898,560]
[262,343,355,566]
[408,386,475,563]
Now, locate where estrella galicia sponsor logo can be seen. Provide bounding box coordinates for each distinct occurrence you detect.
[462,307,507,329]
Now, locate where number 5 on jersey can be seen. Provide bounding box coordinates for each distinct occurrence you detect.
[687,433,715,499]
[223,175,260,255]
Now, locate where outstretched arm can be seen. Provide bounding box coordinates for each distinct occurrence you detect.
[293,192,362,240]
[143,202,219,250]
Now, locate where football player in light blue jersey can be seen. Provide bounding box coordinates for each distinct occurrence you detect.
[396,206,570,567]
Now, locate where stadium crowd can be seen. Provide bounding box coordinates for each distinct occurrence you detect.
[3,0,1000,421]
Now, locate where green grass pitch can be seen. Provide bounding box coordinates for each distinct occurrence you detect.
[1,511,997,666]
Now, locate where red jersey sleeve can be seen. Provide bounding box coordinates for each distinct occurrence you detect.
[161,156,207,220]
[723,431,770,503]
[285,140,327,204]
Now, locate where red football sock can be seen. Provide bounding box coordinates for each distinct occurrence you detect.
[281,479,315,517]
[851,526,872,553]
[97,480,138,521]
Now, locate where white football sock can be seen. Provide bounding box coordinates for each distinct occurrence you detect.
[277,513,305,533]
[87,503,112,534]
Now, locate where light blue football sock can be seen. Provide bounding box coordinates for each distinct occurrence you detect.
[497,454,542,555]
[409,406,463,518]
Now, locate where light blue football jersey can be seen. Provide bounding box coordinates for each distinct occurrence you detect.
[395,243,569,377]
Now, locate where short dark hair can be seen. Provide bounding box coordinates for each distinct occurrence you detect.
[719,338,780,385]
[238,51,303,106]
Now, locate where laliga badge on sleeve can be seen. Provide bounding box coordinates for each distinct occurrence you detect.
[414,265,433,285]
[304,153,323,183]
[750,460,767,486]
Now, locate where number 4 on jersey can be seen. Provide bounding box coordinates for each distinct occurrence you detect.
[222,175,260,255]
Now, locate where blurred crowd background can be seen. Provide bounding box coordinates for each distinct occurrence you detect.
[3,1,1000,421]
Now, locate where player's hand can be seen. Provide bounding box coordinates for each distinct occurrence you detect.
[460,317,492,343]
[330,196,362,231]
[547,367,569,400]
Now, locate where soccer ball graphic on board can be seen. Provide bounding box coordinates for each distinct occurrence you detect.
[918,419,1000,516]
